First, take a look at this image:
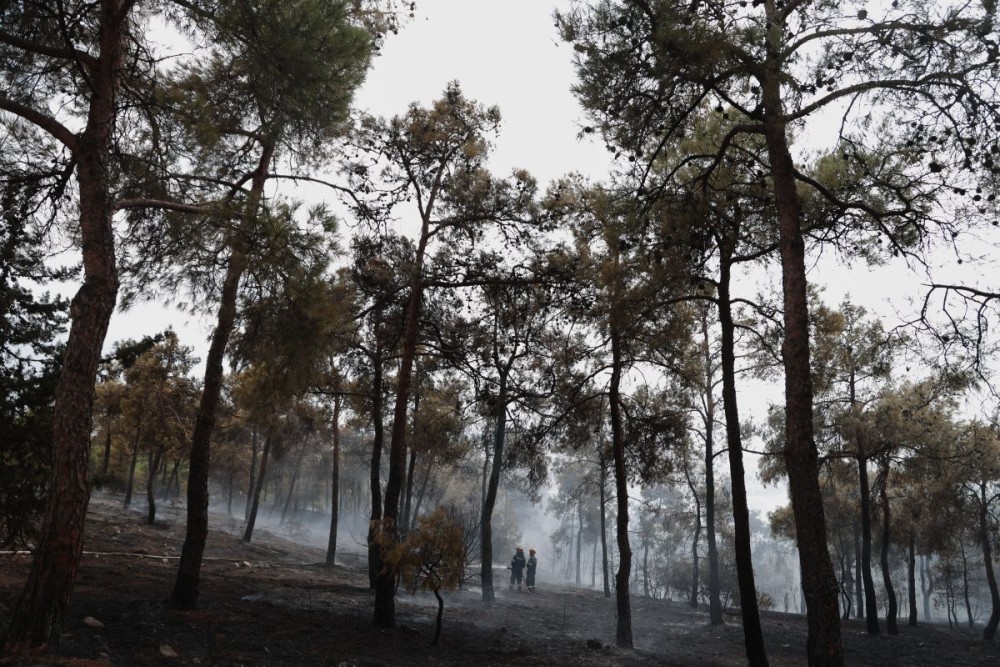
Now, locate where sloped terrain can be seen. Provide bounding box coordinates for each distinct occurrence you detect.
[0,498,995,666]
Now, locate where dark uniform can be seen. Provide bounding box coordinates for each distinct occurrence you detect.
[510,547,526,590]
[526,549,537,593]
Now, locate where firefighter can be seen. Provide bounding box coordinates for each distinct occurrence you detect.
[509,546,526,591]
[526,548,538,593]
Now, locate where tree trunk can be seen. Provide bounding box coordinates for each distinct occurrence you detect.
[961,540,974,629]
[717,242,767,664]
[146,444,165,525]
[481,374,509,602]
[280,439,308,524]
[374,210,432,628]
[979,481,1000,639]
[123,428,141,509]
[761,23,843,661]
[245,423,259,521]
[432,587,444,646]
[576,498,584,587]
[101,408,113,478]
[877,458,898,635]
[172,141,272,610]
[600,452,611,599]
[609,322,632,648]
[701,312,723,625]
[326,394,341,566]
[854,527,864,619]
[689,472,701,608]
[852,370,881,635]
[162,459,180,502]
[367,344,385,589]
[402,448,417,533]
[243,432,273,542]
[921,554,932,622]
[3,3,126,653]
[908,534,918,627]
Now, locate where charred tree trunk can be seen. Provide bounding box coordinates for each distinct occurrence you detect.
[921,554,932,622]
[761,24,843,662]
[717,241,767,664]
[326,394,342,567]
[101,409,114,478]
[402,449,417,533]
[243,432,273,543]
[3,3,126,652]
[961,541,974,629]
[576,498,584,587]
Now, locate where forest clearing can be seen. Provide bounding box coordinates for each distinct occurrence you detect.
[0,498,995,667]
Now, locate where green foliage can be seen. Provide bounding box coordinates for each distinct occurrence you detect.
[0,177,69,549]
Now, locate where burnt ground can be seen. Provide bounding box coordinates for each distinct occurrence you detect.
[0,497,996,666]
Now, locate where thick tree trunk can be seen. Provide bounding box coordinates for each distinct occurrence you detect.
[243,432,272,542]
[172,140,272,609]
[326,394,341,566]
[609,323,632,648]
[979,481,1000,639]
[3,3,126,652]
[761,30,843,661]
[717,245,768,665]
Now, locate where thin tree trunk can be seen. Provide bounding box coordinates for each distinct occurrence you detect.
[146,444,165,525]
[961,540,974,629]
[3,3,126,651]
[280,439,308,524]
[326,394,341,566]
[245,423,259,521]
[243,432,273,542]
[700,309,723,624]
[123,428,141,509]
[101,408,114,477]
[609,321,632,648]
[878,458,898,635]
[600,451,611,599]
[762,26,843,662]
[852,370,881,635]
[481,372,510,602]
[172,141,273,610]
[908,534,918,627]
[717,243,767,664]
[979,480,1000,639]
[367,344,385,589]
[922,554,932,622]
[854,526,864,619]
[374,206,432,628]
[576,498,584,587]
[162,459,180,502]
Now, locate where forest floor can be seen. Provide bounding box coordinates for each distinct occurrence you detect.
[0,497,997,666]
